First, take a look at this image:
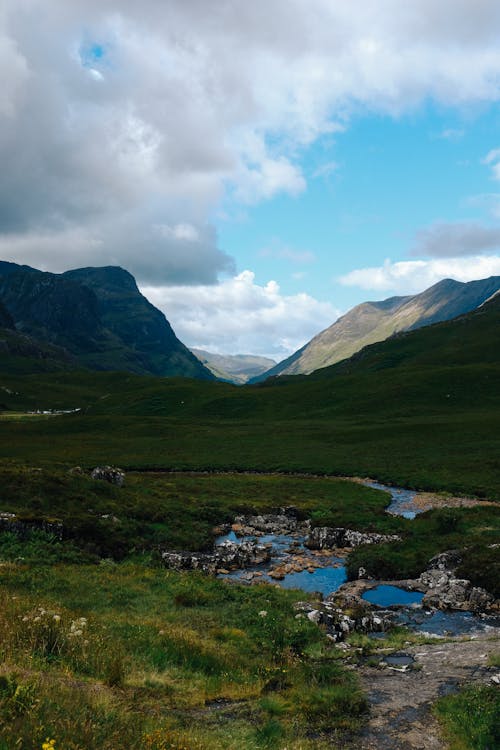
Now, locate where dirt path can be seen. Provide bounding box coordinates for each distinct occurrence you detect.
[356,634,499,749]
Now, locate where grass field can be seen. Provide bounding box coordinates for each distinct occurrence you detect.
[1,299,499,748]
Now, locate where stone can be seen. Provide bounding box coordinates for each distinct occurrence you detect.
[91,466,125,486]
[305,526,401,550]
[161,539,271,574]
[419,552,495,613]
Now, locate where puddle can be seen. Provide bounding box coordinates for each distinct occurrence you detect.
[362,585,424,608]
[383,653,414,667]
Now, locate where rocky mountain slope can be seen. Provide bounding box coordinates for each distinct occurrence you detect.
[252,276,500,381]
[0,261,213,379]
[191,348,276,384]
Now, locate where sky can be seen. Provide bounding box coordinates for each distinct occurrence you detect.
[1,1,500,360]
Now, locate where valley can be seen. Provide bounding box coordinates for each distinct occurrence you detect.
[0,275,499,749]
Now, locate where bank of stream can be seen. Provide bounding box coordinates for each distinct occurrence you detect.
[214,480,499,638]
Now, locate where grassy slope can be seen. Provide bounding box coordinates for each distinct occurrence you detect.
[0,354,498,498]
[1,298,499,749]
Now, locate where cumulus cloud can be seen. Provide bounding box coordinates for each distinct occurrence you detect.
[411,221,500,258]
[141,270,340,360]
[1,1,500,284]
[339,256,500,295]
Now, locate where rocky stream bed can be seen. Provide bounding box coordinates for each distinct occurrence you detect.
[160,480,499,748]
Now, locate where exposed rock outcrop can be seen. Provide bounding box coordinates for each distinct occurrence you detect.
[294,597,394,641]
[161,540,271,574]
[305,526,401,550]
[233,507,302,536]
[91,466,125,486]
[0,512,63,540]
[419,550,495,612]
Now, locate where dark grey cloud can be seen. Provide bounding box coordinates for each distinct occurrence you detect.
[412,222,500,258]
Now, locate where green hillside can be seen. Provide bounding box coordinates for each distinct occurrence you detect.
[253,276,500,380]
[0,291,499,498]
[0,261,213,380]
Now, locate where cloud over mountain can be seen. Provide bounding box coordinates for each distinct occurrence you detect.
[2,0,500,286]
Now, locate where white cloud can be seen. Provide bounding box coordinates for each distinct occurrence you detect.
[411,221,500,257]
[141,270,340,360]
[436,128,465,141]
[482,148,500,180]
[339,256,500,295]
[312,161,340,179]
[1,1,500,282]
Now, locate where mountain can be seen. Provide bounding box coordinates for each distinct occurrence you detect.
[0,261,213,379]
[191,349,277,384]
[252,276,500,381]
[0,299,14,329]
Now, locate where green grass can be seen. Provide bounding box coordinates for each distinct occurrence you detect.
[0,467,400,560]
[434,685,500,750]
[0,562,366,749]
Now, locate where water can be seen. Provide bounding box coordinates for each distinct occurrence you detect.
[215,530,347,596]
[364,480,419,519]
[362,585,424,607]
[383,653,414,667]
[396,609,500,637]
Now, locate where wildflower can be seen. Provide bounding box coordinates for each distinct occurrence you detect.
[258,610,268,617]
[42,739,56,750]
[53,615,61,623]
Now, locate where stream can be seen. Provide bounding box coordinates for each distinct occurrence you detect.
[216,480,499,637]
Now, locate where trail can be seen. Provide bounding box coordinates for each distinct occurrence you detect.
[356,634,499,749]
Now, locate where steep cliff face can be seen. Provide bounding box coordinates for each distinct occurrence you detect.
[0,299,14,329]
[0,262,213,379]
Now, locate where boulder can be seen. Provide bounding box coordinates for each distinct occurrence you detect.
[233,511,299,535]
[305,526,401,550]
[91,466,125,486]
[161,539,271,575]
[293,599,394,641]
[420,552,494,612]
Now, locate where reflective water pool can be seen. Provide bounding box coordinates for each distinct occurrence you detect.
[362,585,424,607]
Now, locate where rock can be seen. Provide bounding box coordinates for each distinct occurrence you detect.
[420,552,495,613]
[305,526,401,550]
[232,509,302,535]
[0,515,64,540]
[294,599,394,641]
[307,610,322,623]
[91,466,125,486]
[426,550,462,571]
[161,539,271,575]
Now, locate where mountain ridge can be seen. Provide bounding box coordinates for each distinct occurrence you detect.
[251,276,500,381]
[0,261,214,380]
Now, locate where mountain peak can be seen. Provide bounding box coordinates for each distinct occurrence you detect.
[63,266,139,293]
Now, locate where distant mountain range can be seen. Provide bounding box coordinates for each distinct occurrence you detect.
[0,261,213,379]
[251,276,500,381]
[2,260,499,384]
[190,349,276,384]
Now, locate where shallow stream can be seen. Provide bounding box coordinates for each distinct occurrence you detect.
[216,480,497,636]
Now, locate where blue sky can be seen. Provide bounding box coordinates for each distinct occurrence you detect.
[216,101,500,311]
[2,1,500,360]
